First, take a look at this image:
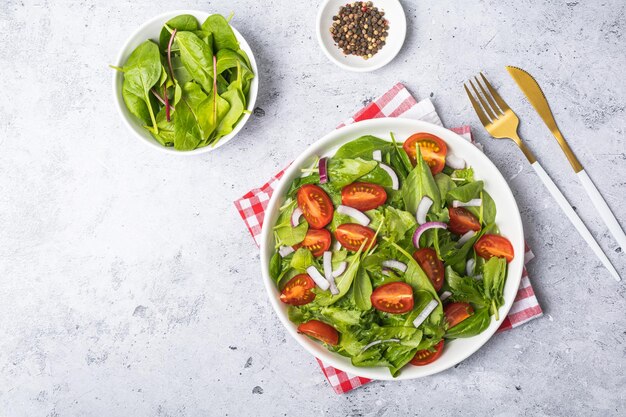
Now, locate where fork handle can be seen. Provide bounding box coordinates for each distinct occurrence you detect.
[531,162,621,281]
[577,170,626,250]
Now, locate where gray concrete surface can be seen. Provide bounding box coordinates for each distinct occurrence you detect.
[1,0,625,416]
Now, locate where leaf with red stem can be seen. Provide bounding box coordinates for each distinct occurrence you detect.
[167,29,178,82]
[164,85,171,122]
[212,54,218,125]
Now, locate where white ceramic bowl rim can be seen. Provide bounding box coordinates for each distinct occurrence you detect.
[259,118,525,381]
[111,10,259,156]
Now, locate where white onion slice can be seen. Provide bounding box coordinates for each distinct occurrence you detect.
[474,274,483,280]
[413,222,447,248]
[323,251,339,295]
[279,246,294,257]
[412,299,439,328]
[456,230,476,247]
[439,291,452,301]
[381,260,407,273]
[361,338,400,353]
[332,262,347,278]
[379,163,399,190]
[337,205,370,226]
[446,154,466,169]
[306,266,330,291]
[416,196,433,225]
[466,258,475,276]
[381,268,391,276]
[452,198,482,208]
[372,150,382,162]
[333,240,342,251]
[291,207,303,227]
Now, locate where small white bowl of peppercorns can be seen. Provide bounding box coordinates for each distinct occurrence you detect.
[317,0,406,72]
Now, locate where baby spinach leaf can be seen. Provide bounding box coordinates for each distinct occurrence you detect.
[444,308,491,339]
[172,98,202,150]
[482,256,507,311]
[290,248,314,272]
[466,190,496,226]
[353,267,373,310]
[175,31,214,93]
[334,135,392,159]
[273,200,308,247]
[327,158,377,189]
[402,148,441,215]
[216,86,245,137]
[446,180,483,204]
[159,14,199,51]
[122,83,151,125]
[434,172,455,203]
[202,14,240,51]
[317,246,365,306]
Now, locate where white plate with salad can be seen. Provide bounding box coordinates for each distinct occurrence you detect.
[260,118,524,380]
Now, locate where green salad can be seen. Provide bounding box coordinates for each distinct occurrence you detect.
[269,132,515,376]
[112,14,254,150]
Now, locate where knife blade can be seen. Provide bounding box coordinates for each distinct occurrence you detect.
[505,66,583,172]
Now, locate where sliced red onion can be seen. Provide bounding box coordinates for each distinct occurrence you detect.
[413,222,447,248]
[381,260,407,273]
[319,157,329,184]
[372,150,382,162]
[291,207,303,227]
[456,230,476,247]
[416,196,433,225]
[323,251,339,295]
[361,338,400,353]
[306,266,330,291]
[439,291,452,301]
[379,163,399,190]
[452,198,482,208]
[412,299,439,328]
[278,246,294,257]
[446,154,466,170]
[337,205,370,226]
[332,262,347,278]
[466,258,475,276]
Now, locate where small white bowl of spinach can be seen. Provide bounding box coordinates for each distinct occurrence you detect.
[112,10,258,154]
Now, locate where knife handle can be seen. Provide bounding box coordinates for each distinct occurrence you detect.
[577,169,626,251]
[531,161,620,281]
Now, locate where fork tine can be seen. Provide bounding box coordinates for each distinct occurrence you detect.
[464,83,490,127]
[474,76,502,117]
[470,80,496,120]
[480,72,510,111]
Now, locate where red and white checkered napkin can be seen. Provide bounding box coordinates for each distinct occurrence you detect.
[234,83,543,394]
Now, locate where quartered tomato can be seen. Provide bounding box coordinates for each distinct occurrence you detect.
[279,274,316,306]
[370,282,414,314]
[448,207,481,235]
[403,133,448,174]
[341,182,387,211]
[297,184,334,229]
[413,248,445,291]
[297,320,339,346]
[293,229,332,257]
[444,302,473,328]
[334,224,377,252]
[474,234,514,263]
[410,340,444,366]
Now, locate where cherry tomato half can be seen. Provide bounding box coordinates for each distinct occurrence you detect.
[474,234,514,263]
[371,282,414,314]
[341,182,387,211]
[334,223,377,252]
[413,248,445,291]
[448,207,481,235]
[297,320,339,346]
[279,274,316,306]
[444,302,474,328]
[297,184,334,229]
[410,340,444,366]
[403,133,448,174]
[293,229,332,257]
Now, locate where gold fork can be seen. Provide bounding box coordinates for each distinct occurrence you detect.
[464,73,620,282]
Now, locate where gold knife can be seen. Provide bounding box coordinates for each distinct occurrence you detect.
[506,66,626,252]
